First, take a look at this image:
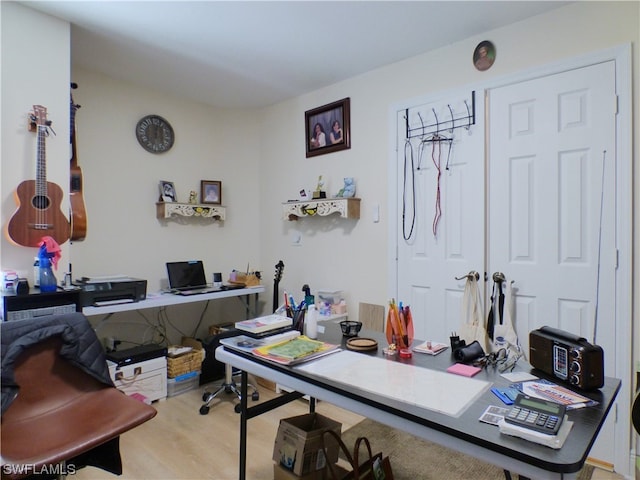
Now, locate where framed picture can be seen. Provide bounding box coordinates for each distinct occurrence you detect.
[473,40,496,71]
[159,180,177,202]
[201,180,222,205]
[305,97,350,158]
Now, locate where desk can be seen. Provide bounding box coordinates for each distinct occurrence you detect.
[82,286,264,317]
[217,322,620,480]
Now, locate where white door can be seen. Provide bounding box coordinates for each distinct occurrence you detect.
[395,92,485,342]
[395,59,625,470]
[488,61,618,465]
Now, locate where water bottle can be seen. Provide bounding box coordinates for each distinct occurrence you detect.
[305,304,318,339]
[39,256,57,293]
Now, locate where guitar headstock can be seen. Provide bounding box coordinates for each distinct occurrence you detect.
[274,260,284,283]
[70,82,81,117]
[28,105,49,132]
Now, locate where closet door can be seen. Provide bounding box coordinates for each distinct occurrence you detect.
[487,61,617,465]
[395,94,485,342]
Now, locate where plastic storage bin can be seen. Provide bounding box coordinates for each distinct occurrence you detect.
[167,371,200,397]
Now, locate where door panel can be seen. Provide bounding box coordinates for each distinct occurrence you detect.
[488,61,617,464]
[396,94,485,342]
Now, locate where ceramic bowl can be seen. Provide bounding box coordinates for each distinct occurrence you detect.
[340,320,362,337]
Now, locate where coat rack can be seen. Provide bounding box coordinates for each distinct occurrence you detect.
[404,91,476,140]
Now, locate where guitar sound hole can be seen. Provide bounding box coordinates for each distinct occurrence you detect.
[32,195,50,210]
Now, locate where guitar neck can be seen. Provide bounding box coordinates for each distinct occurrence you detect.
[36,125,48,196]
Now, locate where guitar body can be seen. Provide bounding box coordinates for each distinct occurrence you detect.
[7,105,71,247]
[70,164,87,240]
[69,84,87,241]
[8,179,70,247]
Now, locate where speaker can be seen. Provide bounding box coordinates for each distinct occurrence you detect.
[529,326,604,390]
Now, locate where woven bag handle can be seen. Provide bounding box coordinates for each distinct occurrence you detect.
[323,429,354,480]
[352,436,374,479]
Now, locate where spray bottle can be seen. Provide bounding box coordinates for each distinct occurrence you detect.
[37,244,57,292]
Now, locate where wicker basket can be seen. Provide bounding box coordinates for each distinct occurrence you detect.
[167,346,205,378]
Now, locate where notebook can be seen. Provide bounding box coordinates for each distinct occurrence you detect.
[166,260,219,295]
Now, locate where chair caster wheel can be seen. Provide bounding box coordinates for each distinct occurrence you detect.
[202,392,210,402]
[234,403,242,414]
[252,392,260,401]
[199,405,210,415]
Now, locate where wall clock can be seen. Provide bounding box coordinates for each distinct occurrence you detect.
[136,114,174,153]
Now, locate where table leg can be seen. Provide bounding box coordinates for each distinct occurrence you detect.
[236,292,260,319]
[239,370,248,480]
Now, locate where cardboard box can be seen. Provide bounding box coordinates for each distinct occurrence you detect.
[257,376,278,392]
[273,463,349,480]
[273,413,342,476]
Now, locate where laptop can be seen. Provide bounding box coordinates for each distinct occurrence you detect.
[166,260,219,295]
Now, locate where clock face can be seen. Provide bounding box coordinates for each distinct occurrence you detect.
[136,115,174,153]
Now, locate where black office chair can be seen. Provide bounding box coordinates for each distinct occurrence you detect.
[199,329,259,415]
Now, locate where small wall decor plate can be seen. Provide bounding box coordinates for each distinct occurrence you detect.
[346,337,378,352]
[473,40,496,71]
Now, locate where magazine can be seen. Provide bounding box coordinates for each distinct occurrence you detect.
[510,379,598,410]
[252,335,340,366]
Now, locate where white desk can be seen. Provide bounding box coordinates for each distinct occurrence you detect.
[82,286,265,317]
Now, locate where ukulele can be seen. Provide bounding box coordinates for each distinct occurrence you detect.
[7,105,71,247]
[273,260,285,313]
[69,83,87,241]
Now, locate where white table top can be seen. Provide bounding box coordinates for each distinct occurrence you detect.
[82,285,265,316]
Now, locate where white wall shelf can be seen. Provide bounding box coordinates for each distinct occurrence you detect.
[156,202,226,221]
[282,198,360,221]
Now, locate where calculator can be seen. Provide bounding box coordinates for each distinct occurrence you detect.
[505,394,566,435]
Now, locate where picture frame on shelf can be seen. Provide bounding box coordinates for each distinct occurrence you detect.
[159,180,177,202]
[305,97,350,158]
[201,180,222,205]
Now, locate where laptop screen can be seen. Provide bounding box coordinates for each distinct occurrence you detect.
[166,261,207,290]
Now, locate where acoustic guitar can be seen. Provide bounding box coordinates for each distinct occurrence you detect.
[69,83,87,241]
[7,105,70,247]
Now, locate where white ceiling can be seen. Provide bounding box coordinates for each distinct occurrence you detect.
[24,1,569,109]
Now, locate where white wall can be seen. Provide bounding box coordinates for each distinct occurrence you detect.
[2,1,638,355]
[259,2,639,328]
[1,1,71,278]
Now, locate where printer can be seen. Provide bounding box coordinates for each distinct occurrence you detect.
[76,276,147,307]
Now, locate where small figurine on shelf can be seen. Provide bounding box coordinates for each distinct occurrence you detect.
[336,177,356,198]
[312,175,326,199]
[188,190,198,204]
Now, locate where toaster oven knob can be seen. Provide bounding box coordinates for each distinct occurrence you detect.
[570,375,580,385]
[570,361,581,373]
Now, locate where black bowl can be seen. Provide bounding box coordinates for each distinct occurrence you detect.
[340,320,362,337]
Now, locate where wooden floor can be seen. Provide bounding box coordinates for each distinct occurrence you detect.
[74,380,623,480]
[75,380,363,480]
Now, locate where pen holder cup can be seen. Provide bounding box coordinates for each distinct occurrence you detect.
[390,328,413,351]
[340,320,362,338]
[288,308,305,334]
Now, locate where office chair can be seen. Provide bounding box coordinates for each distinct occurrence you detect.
[1,313,157,479]
[199,363,259,415]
